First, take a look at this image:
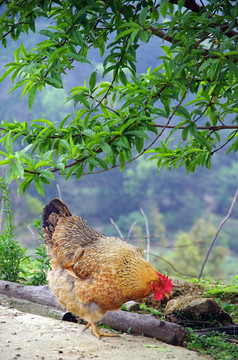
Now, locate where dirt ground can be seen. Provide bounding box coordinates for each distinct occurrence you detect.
[0,305,213,360]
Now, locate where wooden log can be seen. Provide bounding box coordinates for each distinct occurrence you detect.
[0,293,64,320]
[102,311,189,346]
[0,280,189,346]
[0,280,61,308]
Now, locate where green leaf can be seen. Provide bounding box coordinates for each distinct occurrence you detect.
[85,157,100,168]
[3,132,13,155]
[20,42,27,58]
[226,60,238,80]
[188,122,198,137]
[175,106,190,120]
[163,59,171,79]
[115,28,135,41]
[56,162,65,174]
[0,160,9,165]
[159,0,169,18]
[59,139,71,153]
[64,52,91,64]
[74,94,90,109]
[101,142,114,164]
[94,157,108,170]
[135,137,144,153]
[39,29,56,39]
[123,148,132,163]
[118,151,126,172]
[28,84,38,110]
[89,71,97,92]
[72,29,84,46]
[139,7,148,26]
[5,168,13,184]
[119,70,128,85]
[139,30,149,43]
[35,176,45,196]
[178,0,185,11]
[0,66,16,83]
[209,59,220,80]
[65,164,79,180]
[44,76,63,88]
[113,136,130,149]
[182,126,189,140]
[125,130,149,139]
[40,177,51,185]
[75,165,84,180]
[39,170,55,180]
[29,15,36,32]
[2,37,7,48]
[83,129,95,137]
[82,113,90,129]
[18,176,33,195]
[32,118,54,127]
[12,162,24,179]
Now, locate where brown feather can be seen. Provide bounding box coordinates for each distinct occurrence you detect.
[42,198,165,336]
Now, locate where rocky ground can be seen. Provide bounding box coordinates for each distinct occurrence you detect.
[0,305,213,360]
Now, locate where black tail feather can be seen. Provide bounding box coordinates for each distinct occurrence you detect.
[42,198,71,227]
[42,198,72,245]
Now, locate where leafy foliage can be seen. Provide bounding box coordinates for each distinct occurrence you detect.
[0,177,27,282]
[0,1,238,194]
[203,278,238,303]
[215,298,238,323]
[187,330,238,360]
[24,217,51,286]
[0,179,49,284]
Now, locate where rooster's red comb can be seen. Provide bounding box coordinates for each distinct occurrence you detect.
[156,271,173,293]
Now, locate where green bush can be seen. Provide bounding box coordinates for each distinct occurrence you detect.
[25,218,51,286]
[0,177,27,282]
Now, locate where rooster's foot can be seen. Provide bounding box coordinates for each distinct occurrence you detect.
[83,322,118,339]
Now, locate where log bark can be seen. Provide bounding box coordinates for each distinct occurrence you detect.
[0,293,64,320]
[0,280,61,308]
[0,280,188,346]
[102,311,188,346]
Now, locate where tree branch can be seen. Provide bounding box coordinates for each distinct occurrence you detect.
[152,124,238,131]
[110,218,124,240]
[169,0,238,38]
[211,131,238,155]
[169,0,200,13]
[198,186,238,280]
[149,253,195,278]
[140,208,150,262]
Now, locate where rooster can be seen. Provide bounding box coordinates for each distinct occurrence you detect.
[42,198,172,338]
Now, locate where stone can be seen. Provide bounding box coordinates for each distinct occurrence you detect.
[164,295,233,327]
[122,301,140,312]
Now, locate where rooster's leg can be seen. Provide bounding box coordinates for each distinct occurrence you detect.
[84,322,118,339]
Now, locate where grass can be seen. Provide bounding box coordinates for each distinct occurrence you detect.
[203,286,238,302]
[139,303,163,317]
[215,298,238,323]
[187,330,238,360]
